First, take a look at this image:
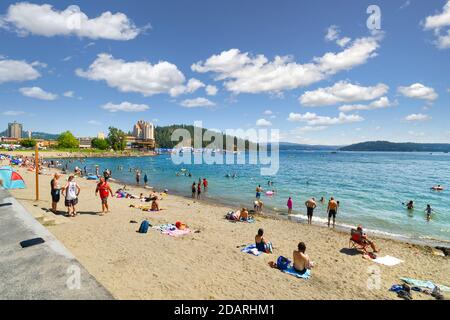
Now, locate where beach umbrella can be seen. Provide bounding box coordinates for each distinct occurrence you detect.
[0,166,26,189]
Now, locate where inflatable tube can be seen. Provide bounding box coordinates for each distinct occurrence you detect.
[86,175,98,180]
[431,186,444,191]
[265,191,274,196]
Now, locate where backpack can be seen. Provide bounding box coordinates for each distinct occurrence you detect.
[277,256,291,270]
[138,220,150,234]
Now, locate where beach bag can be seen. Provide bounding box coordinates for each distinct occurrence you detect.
[277,256,291,271]
[138,220,150,234]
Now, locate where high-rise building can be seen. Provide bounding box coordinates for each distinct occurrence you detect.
[7,121,22,139]
[133,120,154,140]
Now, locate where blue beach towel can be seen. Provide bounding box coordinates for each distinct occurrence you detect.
[241,244,262,256]
[282,266,311,279]
[240,217,255,223]
[401,277,450,292]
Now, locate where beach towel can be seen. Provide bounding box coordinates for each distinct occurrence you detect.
[401,277,450,293]
[282,266,311,279]
[241,244,262,256]
[372,255,404,266]
[162,228,191,237]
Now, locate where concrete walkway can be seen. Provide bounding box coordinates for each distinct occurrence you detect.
[0,189,113,300]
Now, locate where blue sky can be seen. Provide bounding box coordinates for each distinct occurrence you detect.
[0,0,449,145]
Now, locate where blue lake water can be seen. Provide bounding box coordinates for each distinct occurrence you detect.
[61,151,450,244]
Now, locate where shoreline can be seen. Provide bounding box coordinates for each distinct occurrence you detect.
[5,151,450,248]
[5,163,449,300]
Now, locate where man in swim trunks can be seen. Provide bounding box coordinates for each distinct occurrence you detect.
[305,197,317,225]
[256,185,262,199]
[293,242,314,274]
[327,197,339,228]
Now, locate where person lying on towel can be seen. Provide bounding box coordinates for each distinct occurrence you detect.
[357,225,379,253]
[255,228,273,253]
[293,242,314,275]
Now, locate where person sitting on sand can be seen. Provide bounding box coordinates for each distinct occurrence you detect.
[151,199,160,211]
[293,242,314,275]
[139,193,145,201]
[255,228,273,253]
[239,208,250,221]
[356,226,379,253]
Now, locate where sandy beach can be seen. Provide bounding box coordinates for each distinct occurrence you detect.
[5,160,449,300]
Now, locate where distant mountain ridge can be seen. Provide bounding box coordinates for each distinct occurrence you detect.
[0,130,59,140]
[277,142,340,151]
[340,141,450,152]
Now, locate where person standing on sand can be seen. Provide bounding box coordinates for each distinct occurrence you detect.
[135,170,141,185]
[62,175,80,217]
[287,197,293,214]
[50,173,61,213]
[191,182,196,198]
[327,197,339,228]
[305,198,317,225]
[95,177,114,215]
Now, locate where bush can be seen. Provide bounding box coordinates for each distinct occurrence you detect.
[20,138,37,148]
[57,131,79,149]
[91,138,110,150]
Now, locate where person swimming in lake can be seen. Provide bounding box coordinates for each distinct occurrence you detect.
[293,242,314,275]
[406,200,414,210]
[255,228,273,253]
[425,204,434,221]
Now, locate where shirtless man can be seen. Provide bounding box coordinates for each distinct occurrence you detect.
[327,197,339,228]
[293,242,314,275]
[305,197,317,225]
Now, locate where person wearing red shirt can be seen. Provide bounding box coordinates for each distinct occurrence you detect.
[95,177,113,215]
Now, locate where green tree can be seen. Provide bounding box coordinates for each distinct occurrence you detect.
[107,127,127,151]
[20,138,37,148]
[57,131,79,149]
[91,138,110,150]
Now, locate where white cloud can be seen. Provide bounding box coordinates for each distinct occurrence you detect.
[2,110,26,116]
[336,37,351,47]
[287,112,364,126]
[400,1,411,10]
[408,130,425,137]
[404,113,432,122]
[63,90,75,98]
[87,120,102,126]
[205,85,218,96]
[398,83,438,101]
[19,86,57,100]
[0,2,145,40]
[256,118,272,127]
[325,25,340,42]
[338,96,395,112]
[263,110,273,115]
[300,81,388,106]
[180,97,215,108]
[76,53,190,97]
[62,56,72,62]
[423,1,450,49]
[101,101,149,113]
[191,35,381,95]
[0,58,41,83]
[292,126,328,133]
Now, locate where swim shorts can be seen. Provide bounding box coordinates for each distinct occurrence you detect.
[65,198,78,207]
[328,209,337,218]
[307,207,314,216]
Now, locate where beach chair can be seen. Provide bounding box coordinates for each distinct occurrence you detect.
[349,229,369,253]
